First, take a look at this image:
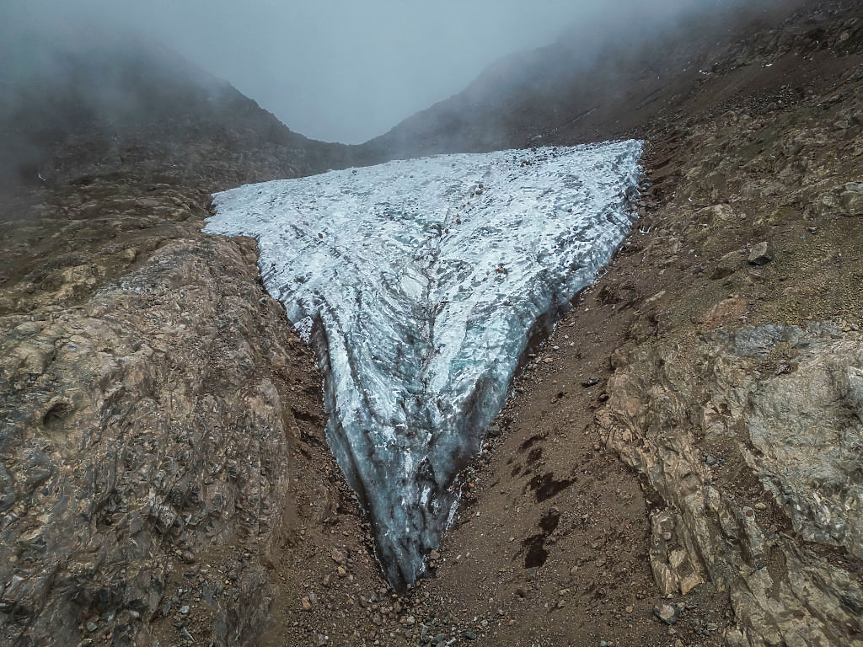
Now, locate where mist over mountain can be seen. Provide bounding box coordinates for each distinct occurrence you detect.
[4,0,792,147]
[0,19,361,193]
[0,0,801,192]
[364,0,813,157]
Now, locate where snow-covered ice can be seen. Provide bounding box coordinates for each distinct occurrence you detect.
[204,141,642,588]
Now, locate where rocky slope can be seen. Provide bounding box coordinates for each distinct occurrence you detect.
[1,1,863,646]
[0,36,369,646]
[0,31,360,194]
[273,1,863,645]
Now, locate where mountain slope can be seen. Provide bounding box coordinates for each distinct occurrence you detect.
[351,2,863,646]
[361,0,861,158]
[0,29,361,193]
[1,1,862,646]
[0,32,371,647]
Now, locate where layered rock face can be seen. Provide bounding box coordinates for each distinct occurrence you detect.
[0,33,355,644]
[599,325,863,646]
[587,3,863,642]
[0,184,322,645]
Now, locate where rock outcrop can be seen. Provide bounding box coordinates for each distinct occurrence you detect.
[0,32,352,644]
[599,324,863,646]
[0,183,327,644]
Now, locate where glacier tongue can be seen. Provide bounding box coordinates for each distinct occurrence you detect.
[204,141,642,588]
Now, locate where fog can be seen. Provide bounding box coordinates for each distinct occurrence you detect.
[1,0,779,145]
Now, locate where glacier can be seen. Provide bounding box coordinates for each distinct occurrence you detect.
[204,141,642,589]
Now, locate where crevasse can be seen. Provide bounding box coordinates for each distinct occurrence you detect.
[204,141,643,589]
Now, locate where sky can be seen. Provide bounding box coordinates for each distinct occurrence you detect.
[4,0,769,144]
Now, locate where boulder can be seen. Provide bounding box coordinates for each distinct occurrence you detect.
[710,249,745,280]
[747,241,774,265]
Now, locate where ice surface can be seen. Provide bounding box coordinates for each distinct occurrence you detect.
[204,142,642,588]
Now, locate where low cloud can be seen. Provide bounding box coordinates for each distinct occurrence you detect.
[2,0,781,144]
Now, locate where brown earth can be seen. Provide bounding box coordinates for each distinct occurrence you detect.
[2,1,863,646]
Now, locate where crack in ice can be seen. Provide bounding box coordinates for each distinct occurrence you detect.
[204,142,642,588]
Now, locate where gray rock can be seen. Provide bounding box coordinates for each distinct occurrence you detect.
[0,200,315,646]
[747,241,774,265]
[653,603,679,625]
[600,323,863,647]
[841,182,863,216]
[0,464,17,512]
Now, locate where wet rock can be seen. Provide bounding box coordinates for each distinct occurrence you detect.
[0,170,320,647]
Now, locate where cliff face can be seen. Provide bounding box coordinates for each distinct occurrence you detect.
[1,1,863,645]
[592,43,863,642]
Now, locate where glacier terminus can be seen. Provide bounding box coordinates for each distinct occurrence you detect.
[204,141,643,588]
